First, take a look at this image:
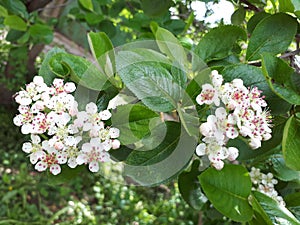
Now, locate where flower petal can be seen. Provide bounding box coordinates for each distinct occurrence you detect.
[50,164,61,175]
[88,161,99,172]
[35,161,48,172]
[22,142,32,153]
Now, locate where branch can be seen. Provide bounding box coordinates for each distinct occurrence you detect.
[26,0,52,13]
[280,48,300,59]
[197,211,202,225]
[240,0,262,12]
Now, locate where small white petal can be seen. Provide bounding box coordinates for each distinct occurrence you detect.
[196,143,206,156]
[99,110,111,120]
[21,124,33,134]
[227,147,239,161]
[102,139,112,151]
[30,151,46,164]
[35,161,48,172]
[88,161,99,172]
[13,115,23,126]
[249,138,261,149]
[86,102,98,114]
[100,151,110,162]
[18,105,29,114]
[109,128,120,138]
[68,157,77,168]
[50,164,61,175]
[30,154,39,164]
[76,154,87,165]
[54,141,64,150]
[64,136,76,146]
[53,78,64,88]
[83,122,93,131]
[64,82,76,93]
[31,134,41,144]
[212,160,224,170]
[81,143,92,152]
[112,139,120,149]
[215,107,227,120]
[57,152,68,164]
[22,142,33,153]
[33,76,44,85]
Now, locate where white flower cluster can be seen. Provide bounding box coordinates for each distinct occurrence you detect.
[195,70,272,170]
[250,167,285,206]
[13,76,120,175]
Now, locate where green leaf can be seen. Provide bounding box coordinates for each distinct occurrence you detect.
[199,164,253,222]
[29,23,53,44]
[123,123,196,186]
[285,193,300,208]
[261,53,300,105]
[17,31,30,44]
[271,155,300,181]
[155,26,188,68]
[282,115,300,171]
[140,0,173,17]
[117,60,182,112]
[78,0,94,11]
[87,32,115,76]
[279,0,295,12]
[246,13,298,61]
[178,160,208,210]
[177,108,200,137]
[111,104,160,145]
[0,0,28,19]
[252,191,300,225]
[4,15,27,31]
[247,11,271,34]
[249,193,274,225]
[49,52,110,91]
[222,64,291,115]
[38,47,66,85]
[126,121,180,165]
[195,25,247,63]
[5,29,24,42]
[231,7,246,25]
[0,5,8,17]
[85,12,103,25]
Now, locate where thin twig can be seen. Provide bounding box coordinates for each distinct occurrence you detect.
[36,3,69,12]
[280,48,300,59]
[240,0,262,12]
[198,211,202,225]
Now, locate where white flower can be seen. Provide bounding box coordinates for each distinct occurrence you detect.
[111,139,121,149]
[109,127,120,138]
[22,134,46,164]
[99,110,112,120]
[249,167,284,206]
[15,91,32,105]
[227,147,239,161]
[76,138,109,172]
[196,84,220,106]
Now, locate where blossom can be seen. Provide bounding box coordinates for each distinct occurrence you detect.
[196,139,238,170]
[13,76,121,175]
[195,71,272,170]
[76,138,110,172]
[196,84,220,106]
[22,134,45,164]
[249,167,285,206]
